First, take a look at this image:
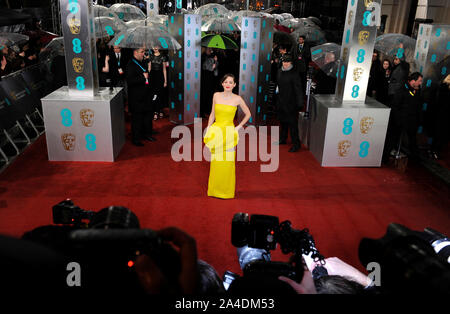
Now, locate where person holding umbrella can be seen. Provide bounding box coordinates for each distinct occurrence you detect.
[126,47,156,147]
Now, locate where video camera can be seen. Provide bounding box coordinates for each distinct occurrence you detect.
[25,200,181,294]
[225,213,325,290]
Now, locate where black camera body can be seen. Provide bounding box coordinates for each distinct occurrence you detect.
[232,213,279,251]
[52,199,95,226]
[32,200,181,293]
[229,213,324,287]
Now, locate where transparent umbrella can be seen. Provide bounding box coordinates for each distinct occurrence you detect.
[108,25,181,50]
[375,34,416,63]
[202,17,240,33]
[195,3,229,18]
[0,32,29,49]
[146,15,168,28]
[310,43,341,67]
[281,18,318,30]
[280,13,294,20]
[94,16,126,38]
[272,14,285,22]
[229,10,262,27]
[38,37,64,60]
[108,3,146,22]
[307,16,322,26]
[92,4,111,18]
[291,27,326,44]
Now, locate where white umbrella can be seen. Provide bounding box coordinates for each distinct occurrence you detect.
[94,16,126,38]
[108,3,146,22]
[202,17,240,33]
[108,25,181,50]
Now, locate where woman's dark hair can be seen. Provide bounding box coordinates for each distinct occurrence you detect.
[220,73,236,84]
[382,58,391,69]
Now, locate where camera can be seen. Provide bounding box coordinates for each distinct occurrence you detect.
[359,223,450,293]
[227,213,324,289]
[26,200,181,294]
[52,199,95,226]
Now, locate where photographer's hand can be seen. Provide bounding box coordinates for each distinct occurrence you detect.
[135,227,199,294]
[158,227,199,294]
[320,257,371,287]
[279,270,317,294]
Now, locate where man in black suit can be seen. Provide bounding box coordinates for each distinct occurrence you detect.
[108,45,129,88]
[126,47,156,146]
[293,35,311,93]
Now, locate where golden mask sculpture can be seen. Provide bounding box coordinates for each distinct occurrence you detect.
[364,0,374,7]
[358,31,370,46]
[353,67,364,81]
[348,11,354,25]
[67,16,81,35]
[360,117,374,134]
[72,58,84,73]
[338,140,351,157]
[80,109,94,127]
[342,48,349,61]
[61,133,76,151]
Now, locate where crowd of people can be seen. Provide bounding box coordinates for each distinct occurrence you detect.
[1,19,448,161]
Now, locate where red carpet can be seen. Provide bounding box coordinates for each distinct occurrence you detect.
[0,117,449,277]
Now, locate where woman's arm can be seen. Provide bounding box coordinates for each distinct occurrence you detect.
[163,62,167,87]
[102,55,110,73]
[236,96,251,131]
[207,93,217,128]
[147,61,151,73]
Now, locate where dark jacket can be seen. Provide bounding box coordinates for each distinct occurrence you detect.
[292,42,311,73]
[388,61,409,96]
[391,82,422,132]
[108,50,130,86]
[126,57,150,113]
[276,65,304,123]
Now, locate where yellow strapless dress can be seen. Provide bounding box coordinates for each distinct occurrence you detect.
[204,103,239,199]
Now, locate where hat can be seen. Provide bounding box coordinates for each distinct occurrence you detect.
[281,54,293,63]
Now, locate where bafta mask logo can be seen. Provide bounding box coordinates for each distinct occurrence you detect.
[358,31,370,46]
[342,48,349,61]
[243,31,248,38]
[187,51,191,58]
[186,73,190,80]
[195,17,200,24]
[426,28,430,36]
[250,65,255,72]
[67,16,81,35]
[80,109,94,127]
[243,53,247,60]
[251,43,256,50]
[338,140,351,157]
[61,133,76,151]
[242,74,246,81]
[72,58,84,73]
[353,67,364,81]
[253,20,258,28]
[348,11,354,25]
[364,0,374,7]
[360,116,374,134]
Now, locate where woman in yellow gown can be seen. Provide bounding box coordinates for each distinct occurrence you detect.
[204,74,251,199]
